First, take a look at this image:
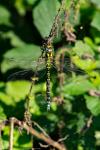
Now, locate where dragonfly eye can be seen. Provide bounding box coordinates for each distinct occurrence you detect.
[45,47,50,52]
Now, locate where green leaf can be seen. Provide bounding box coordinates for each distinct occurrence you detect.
[91,28,100,44]
[76,113,85,133]
[65,0,80,26]
[2,126,10,149]
[85,95,100,116]
[0,107,6,120]
[1,44,41,73]
[62,76,94,96]
[15,130,32,149]
[72,55,98,71]
[2,127,32,150]
[84,37,97,50]
[6,81,46,115]
[14,0,26,15]
[6,81,31,101]
[91,11,100,31]
[73,40,95,57]
[25,0,36,5]
[0,92,14,105]
[0,82,5,88]
[33,0,60,37]
[90,0,100,8]
[5,31,25,47]
[89,71,100,87]
[0,6,11,25]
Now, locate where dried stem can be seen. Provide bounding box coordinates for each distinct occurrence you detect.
[33,121,50,138]
[12,118,66,150]
[48,0,65,42]
[9,118,14,150]
[0,118,66,150]
[79,115,93,135]
[24,57,42,125]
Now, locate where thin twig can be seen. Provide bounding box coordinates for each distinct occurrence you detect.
[79,115,93,134]
[13,118,66,150]
[9,118,14,150]
[58,135,68,143]
[33,121,50,138]
[24,57,42,125]
[49,0,65,42]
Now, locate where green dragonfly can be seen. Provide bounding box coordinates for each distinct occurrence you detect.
[4,44,98,111]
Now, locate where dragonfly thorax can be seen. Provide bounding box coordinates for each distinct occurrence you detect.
[46,51,53,60]
[46,47,52,52]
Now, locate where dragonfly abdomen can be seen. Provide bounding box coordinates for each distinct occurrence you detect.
[46,56,52,110]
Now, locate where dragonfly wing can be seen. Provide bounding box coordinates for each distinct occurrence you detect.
[52,58,86,74]
[5,57,46,71]
[7,69,35,81]
[7,58,46,81]
[63,60,86,74]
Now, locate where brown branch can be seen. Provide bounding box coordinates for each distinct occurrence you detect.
[49,0,65,42]
[9,118,14,150]
[33,121,50,138]
[89,90,100,97]
[13,118,66,150]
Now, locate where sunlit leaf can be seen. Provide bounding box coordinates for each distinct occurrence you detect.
[85,95,100,116]
[90,0,100,8]
[25,0,36,5]
[73,40,95,57]
[62,76,95,96]
[5,31,25,47]
[91,11,100,31]
[84,37,97,51]
[0,92,14,105]
[76,113,85,133]
[33,0,60,37]
[0,6,11,25]
[2,126,9,149]
[1,44,41,73]
[14,0,26,15]
[15,130,32,149]
[72,55,99,71]
[0,107,6,120]
[6,81,31,101]
[89,71,100,86]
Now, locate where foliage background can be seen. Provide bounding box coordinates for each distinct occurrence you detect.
[0,0,100,149]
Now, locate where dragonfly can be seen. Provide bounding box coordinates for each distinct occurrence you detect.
[5,45,98,112]
[41,38,54,110]
[6,38,55,111]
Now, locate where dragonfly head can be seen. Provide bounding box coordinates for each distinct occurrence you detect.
[42,37,53,55]
[45,46,53,58]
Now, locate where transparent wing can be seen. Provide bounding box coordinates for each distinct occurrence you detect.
[7,69,35,81]
[52,57,87,75]
[6,57,45,70]
[6,54,99,81]
[61,59,86,74]
[6,57,46,81]
[7,57,87,81]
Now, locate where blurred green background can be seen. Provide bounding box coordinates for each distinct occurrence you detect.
[0,0,100,149]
